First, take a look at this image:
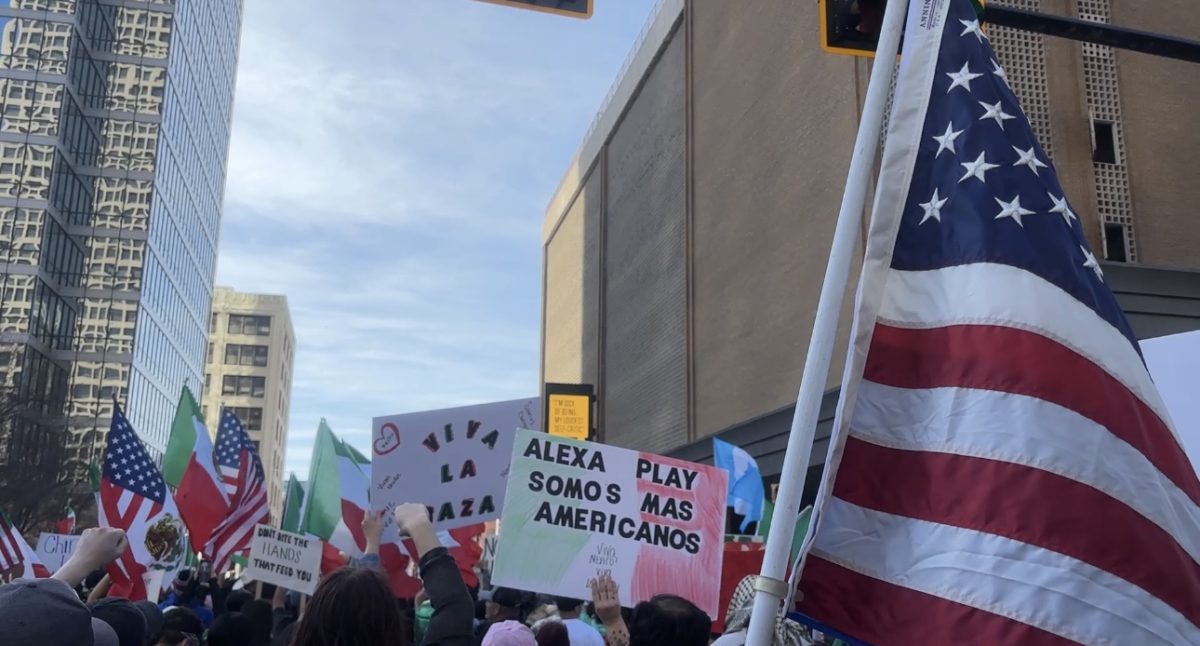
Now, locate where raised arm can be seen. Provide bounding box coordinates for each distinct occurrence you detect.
[395,503,473,646]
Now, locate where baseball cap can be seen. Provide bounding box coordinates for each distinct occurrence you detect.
[92,618,120,646]
[0,578,94,645]
[482,587,527,608]
[89,597,148,646]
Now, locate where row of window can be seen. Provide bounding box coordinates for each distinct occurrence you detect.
[221,374,265,398]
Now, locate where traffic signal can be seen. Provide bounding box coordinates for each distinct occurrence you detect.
[820,0,985,58]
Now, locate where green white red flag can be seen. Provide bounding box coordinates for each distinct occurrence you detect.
[162,386,229,553]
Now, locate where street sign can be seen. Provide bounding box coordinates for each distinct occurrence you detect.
[472,0,593,20]
[543,382,594,440]
[820,0,984,58]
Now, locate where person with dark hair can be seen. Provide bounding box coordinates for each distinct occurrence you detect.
[90,597,149,646]
[588,573,710,646]
[135,600,165,644]
[242,598,275,645]
[224,588,253,613]
[290,566,407,646]
[534,621,570,646]
[207,611,254,646]
[155,607,203,646]
[158,570,215,628]
[552,596,604,646]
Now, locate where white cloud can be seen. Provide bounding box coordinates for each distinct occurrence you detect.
[220,0,659,480]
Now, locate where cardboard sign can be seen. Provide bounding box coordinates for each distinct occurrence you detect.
[372,398,539,533]
[34,533,79,573]
[245,525,321,595]
[492,429,728,618]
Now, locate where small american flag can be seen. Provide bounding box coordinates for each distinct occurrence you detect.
[795,1,1200,644]
[206,408,270,572]
[100,403,182,600]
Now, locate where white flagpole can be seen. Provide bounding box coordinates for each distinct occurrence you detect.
[743,0,909,643]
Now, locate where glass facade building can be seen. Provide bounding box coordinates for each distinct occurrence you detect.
[0,0,242,480]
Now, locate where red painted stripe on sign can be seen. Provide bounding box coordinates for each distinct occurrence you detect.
[865,323,1200,507]
[834,437,1200,626]
[798,555,1079,646]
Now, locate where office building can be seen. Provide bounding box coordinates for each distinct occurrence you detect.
[201,287,294,523]
[540,0,1200,499]
[0,0,244,484]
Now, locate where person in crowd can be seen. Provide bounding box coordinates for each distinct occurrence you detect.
[158,570,215,628]
[270,580,300,636]
[136,599,165,644]
[225,588,254,612]
[415,588,435,643]
[552,596,605,646]
[525,599,561,632]
[0,526,128,645]
[588,573,710,646]
[534,621,570,646]
[711,575,812,646]
[477,587,531,643]
[242,598,276,645]
[90,597,148,646]
[207,611,255,646]
[154,607,204,646]
[482,620,536,646]
[289,566,407,646]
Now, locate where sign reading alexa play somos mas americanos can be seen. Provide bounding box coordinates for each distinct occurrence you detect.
[492,429,728,618]
[372,398,539,533]
[245,525,322,595]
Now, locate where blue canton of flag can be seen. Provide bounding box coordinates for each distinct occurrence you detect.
[892,3,1132,345]
[104,405,167,503]
[713,437,765,532]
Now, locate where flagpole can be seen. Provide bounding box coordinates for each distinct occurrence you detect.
[743,0,908,643]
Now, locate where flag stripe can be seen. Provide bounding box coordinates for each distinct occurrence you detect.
[851,381,1200,564]
[834,436,1200,625]
[865,323,1200,506]
[804,499,1199,645]
[877,263,1170,425]
[798,556,1079,646]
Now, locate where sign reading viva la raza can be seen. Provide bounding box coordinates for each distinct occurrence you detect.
[372,398,539,532]
[492,429,728,618]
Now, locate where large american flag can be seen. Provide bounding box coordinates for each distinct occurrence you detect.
[795,1,1200,644]
[205,408,269,572]
[100,403,181,600]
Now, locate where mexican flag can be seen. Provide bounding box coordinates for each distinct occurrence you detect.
[281,474,306,533]
[55,506,76,534]
[162,386,229,553]
[300,420,421,596]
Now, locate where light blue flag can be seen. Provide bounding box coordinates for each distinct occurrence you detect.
[712,437,765,532]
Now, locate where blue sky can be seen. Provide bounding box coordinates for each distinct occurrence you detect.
[216,0,659,478]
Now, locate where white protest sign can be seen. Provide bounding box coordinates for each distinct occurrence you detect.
[245,525,321,595]
[492,429,728,618]
[34,533,79,573]
[372,397,539,534]
[1143,329,1200,474]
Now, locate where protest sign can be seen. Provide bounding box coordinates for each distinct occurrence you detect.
[372,397,538,534]
[34,533,79,573]
[245,525,321,595]
[492,429,728,618]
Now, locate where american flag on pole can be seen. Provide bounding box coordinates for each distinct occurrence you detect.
[206,408,270,572]
[99,403,184,600]
[795,1,1200,644]
[0,509,48,579]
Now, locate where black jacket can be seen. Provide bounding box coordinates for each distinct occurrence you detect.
[420,547,474,646]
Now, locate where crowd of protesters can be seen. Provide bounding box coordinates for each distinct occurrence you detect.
[0,504,838,646]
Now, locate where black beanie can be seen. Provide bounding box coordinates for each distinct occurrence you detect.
[89,598,147,646]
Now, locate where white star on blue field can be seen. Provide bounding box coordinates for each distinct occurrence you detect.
[218,0,657,477]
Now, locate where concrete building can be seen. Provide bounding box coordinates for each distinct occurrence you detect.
[540,0,1200,501]
[201,287,294,524]
[0,0,243,485]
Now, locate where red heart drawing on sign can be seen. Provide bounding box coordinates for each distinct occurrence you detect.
[374,422,401,455]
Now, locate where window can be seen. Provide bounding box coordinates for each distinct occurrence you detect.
[206,342,213,363]
[227,314,271,336]
[1103,223,1128,262]
[1092,120,1117,164]
[221,375,266,398]
[209,312,218,333]
[227,406,263,431]
[224,343,268,367]
[204,373,210,390]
